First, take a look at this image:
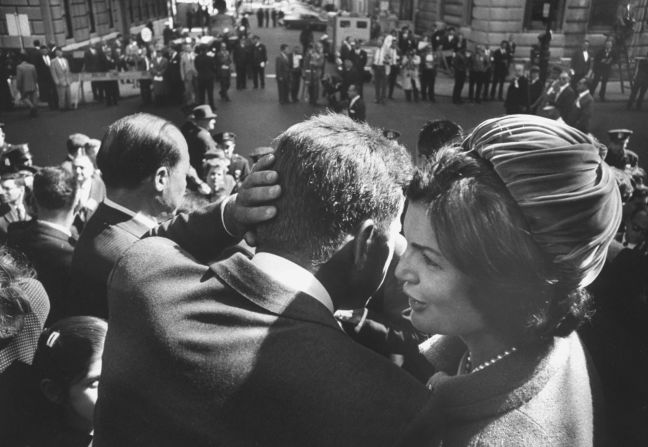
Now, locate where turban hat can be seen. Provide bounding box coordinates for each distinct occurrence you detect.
[464,114,622,289]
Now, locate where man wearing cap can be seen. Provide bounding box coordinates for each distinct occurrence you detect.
[214,131,250,183]
[605,129,636,170]
[180,105,218,174]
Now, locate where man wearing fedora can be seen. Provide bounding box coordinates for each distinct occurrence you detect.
[180,105,218,174]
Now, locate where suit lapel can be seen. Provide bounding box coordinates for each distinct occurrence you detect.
[210,253,341,331]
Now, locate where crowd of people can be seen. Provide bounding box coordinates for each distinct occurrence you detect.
[0,11,648,447]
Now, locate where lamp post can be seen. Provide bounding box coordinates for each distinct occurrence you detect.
[538,0,554,84]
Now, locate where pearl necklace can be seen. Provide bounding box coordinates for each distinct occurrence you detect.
[465,346,517,374]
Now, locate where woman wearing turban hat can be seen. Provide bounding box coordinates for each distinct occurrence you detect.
[395,115,620,446]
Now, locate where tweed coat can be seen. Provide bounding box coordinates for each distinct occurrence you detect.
[397,333,605,447]
[94,239,429,447]
[69,201,233,318]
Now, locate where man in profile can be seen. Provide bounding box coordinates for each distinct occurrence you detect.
[70,112,279,318]
[94,114,428,446]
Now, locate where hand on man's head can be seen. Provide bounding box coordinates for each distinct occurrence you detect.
[224,153,281,245]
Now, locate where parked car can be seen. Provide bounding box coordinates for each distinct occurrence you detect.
[283,12,328,31]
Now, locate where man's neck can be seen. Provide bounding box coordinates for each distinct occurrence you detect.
[106,189,159,223]
[37,208,74,229]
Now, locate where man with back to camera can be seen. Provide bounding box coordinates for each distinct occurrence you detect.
[69,112,280,319]
[7,167,78,324]
[93,113,429,447]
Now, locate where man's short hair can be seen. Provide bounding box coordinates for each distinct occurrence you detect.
[97,113,186,189]
[33,167,77,211]
[417,120,463,159]
[256,113,412,264]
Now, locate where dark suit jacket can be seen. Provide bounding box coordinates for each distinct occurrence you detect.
[570,50,592,78]
[94,241,428,446]
[528,78,544,113]
[554,85,576,121]
[348,96,366,122]
[275,53,290,81]
[504,76,529,114]
[7,220,76,324]
[252,42,267,65]
[0,204,31,243]
[69,201,234,319]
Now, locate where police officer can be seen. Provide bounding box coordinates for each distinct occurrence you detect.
[213,131,250,184]
[605,129,638,169]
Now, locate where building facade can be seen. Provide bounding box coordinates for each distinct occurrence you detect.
[0,0,170,50]
[414,0,648,60]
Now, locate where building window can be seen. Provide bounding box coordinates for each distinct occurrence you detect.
[62,0,74,38]
[107,0,114,28]
[524,0,566,31]
[86,0,96,33]
[590,0,622,29]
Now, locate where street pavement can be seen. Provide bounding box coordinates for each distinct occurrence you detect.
[1,24,647,168]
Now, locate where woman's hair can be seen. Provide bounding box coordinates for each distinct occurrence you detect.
[0,247,35,343]
[408,147,590,342]
[33,316,107,388]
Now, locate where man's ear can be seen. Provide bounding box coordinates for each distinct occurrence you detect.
[353,219,376,272]
[154,166,170,193]
[40,379,64,404]
[351,218,394,299]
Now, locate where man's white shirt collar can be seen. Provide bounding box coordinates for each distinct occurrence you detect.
[252,252,334,314]
[103,198,158,229]
[37,220,72,238]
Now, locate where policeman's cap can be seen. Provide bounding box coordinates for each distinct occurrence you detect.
[608,129,633,142]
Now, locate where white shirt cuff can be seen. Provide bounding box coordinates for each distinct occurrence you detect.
[221,194,237,237]
[353,308,369,333]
